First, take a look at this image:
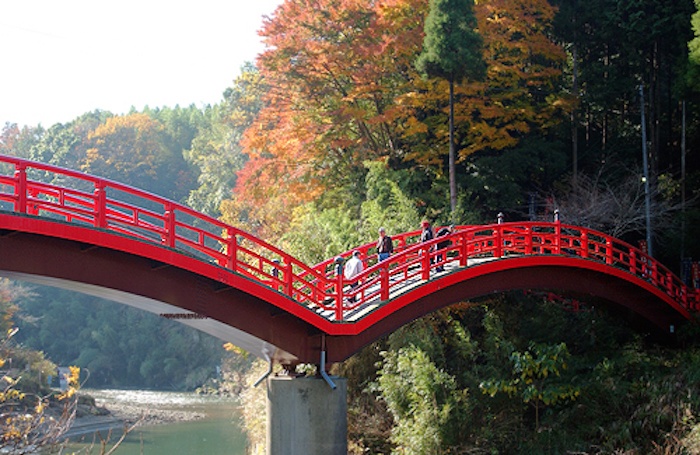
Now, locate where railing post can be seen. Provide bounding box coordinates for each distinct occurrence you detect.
[679,286,688,309]
[606,237,613,265]
[580,231,589,258]
[163,203,176,248]
[494,226,502,258]
[629,249,637,276]
[335,273,344,321]
[93,182,107,228]
[381,264,389,301]
[226,229,237,271]
[554,210,561,255]
[13,164,27,213]
[27,188,39,216]
[525,225,532,255]
[422,246,431,280]
[459,231,468,267]
[284,260,293,297]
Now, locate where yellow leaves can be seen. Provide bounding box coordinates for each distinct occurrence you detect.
[81,113,168,181]
[0,325,76,449]
[57,366,80,401]
[87,113,164,142]
[223,343,250,359]
[403,117,429,136]
[0,389,25,402]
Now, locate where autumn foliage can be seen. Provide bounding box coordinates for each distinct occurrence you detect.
[226,0,566,236]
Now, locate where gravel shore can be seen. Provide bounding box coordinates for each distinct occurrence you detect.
[102,400,206,427]
[65,391,207,440]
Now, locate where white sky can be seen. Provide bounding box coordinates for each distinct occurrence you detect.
[0,0,283,128]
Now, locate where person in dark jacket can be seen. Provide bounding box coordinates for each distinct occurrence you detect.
[420,220,434,243]
[377,227,393,261]
[435,225,453,272]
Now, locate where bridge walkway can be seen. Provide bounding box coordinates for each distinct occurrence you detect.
[311,256,497,322]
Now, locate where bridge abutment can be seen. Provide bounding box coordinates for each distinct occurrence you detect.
[267,375,347,455]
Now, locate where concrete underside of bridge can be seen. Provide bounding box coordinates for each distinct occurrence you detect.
[0,227,691,366]
[0,229,324,364]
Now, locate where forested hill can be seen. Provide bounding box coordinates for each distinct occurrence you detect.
[2,0,700,451]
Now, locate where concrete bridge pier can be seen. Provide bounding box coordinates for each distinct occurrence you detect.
[267,375,347,455]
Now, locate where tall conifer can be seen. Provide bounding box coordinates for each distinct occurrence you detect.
[416,0,485,219]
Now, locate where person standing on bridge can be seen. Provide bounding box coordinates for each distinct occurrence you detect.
[344,250,363,303]
[334,256,344,277]
[435,225,453,272]
[420,220,434,243]
[376,227,393,261]
[420,220,436,268]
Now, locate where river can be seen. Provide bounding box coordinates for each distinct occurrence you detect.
[62,390,248,455]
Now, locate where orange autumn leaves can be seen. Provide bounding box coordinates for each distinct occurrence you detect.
[229,0,566,237]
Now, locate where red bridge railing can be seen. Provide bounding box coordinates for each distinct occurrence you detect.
[0,155,697,323]
[319,223,700,319]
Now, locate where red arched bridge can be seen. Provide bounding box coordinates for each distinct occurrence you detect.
[0,155,697,366]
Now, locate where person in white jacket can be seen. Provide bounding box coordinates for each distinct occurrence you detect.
[343,250,363,302]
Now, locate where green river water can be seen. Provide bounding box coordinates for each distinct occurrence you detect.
[63,390,248,455]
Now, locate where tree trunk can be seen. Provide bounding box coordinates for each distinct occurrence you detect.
[449,78,456,219]
[571,41,579,185]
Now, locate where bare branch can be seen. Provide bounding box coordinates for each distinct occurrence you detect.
[552,172,683,240]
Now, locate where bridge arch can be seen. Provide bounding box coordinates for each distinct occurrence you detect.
[0,219,322,365]
[0,155,697,365]
[322,254,692,362]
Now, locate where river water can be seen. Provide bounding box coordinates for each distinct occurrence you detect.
[63,390,248,455]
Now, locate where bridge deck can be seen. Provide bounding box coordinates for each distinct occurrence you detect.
[315,257,496,322]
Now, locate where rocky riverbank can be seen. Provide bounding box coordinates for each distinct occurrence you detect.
[64,390,207,440]
[100,399,206,427]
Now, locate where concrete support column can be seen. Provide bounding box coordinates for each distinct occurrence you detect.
[267,376,347,455]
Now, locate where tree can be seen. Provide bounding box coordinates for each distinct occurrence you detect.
[15,286,224,391]
[231,0,430,236]
[552,171,682,238]
[0,123,42,160]
[377,345,468,454]
[190,65,264,217]
[480,341,580,431]
[81,113,195,200]
[686,0,700,98]
[0,280,80,454]
[415,0,485,219]
[553,0,695,179]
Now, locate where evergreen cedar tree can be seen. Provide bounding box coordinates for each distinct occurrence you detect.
[415,0,486,215]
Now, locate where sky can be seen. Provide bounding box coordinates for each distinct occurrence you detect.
[1,0,284,128]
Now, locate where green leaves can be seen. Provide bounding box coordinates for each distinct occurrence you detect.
[480,341,580,430]
[377,345,468,455]
[415,0,485,82]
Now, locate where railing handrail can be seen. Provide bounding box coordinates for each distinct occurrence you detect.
[0,154,329,310]
[320,222,700,317]
[0,154,697,323]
